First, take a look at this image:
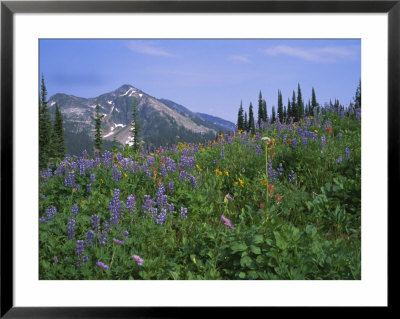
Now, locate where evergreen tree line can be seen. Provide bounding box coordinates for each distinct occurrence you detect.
[236,80,361,133]
[39,74,66,169]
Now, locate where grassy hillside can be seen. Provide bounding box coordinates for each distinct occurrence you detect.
[39,105,361,280]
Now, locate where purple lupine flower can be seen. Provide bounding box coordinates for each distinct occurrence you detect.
[277,163,284,176]
[255,144,263,155]
[78,158,86,176]
[225,194,232,201]
[168,182,174,195]
[122,230,129,238]
[64,172,76,188]
[147,156,155,165]
[46,206,57,222]
[39,216,46,222]
[96,261,109,270]
[109,188,124,225]
[336,157,343,164]
[54,256,59,264]
[160,165,167,177]
[302,137,308,148]
[188,174,197,189]
[165,157,176,172]
[181,207,188,219]
[167,203,175,214]
[98,230,108,246]
[41,195,46,199]
[67,217,76,240]
[113,238,124,245]
[76,240,89,266]
[289,170,296,183]
[268,160,277,182]
[155,208,167,225]
[126,194,136,213]
[71,204,79,215]
[82,149,88,158]
[112,166,122,182]
[321,136,326,150]
[132,254,144,266]
[220,146,225,160]
[86,183,91,194]
[292,138,297,148]
[221,215,235,231]
[90,173,96,183]
[85,230,94,246]
[91,215,100,230]
[345,147,350,160]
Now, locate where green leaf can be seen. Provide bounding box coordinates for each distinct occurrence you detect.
[240,255,253,268]
[274,231,288,250]
[238,272,246,279]
[231,243,248,253]
[250,245,261,255]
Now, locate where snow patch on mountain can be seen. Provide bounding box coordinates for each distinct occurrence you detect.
[121,88,134,96]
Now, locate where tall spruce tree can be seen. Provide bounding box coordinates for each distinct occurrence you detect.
[287,98,292,119]
[244,112,248,131]
[93,103,104,153]
[297,83,304,120]
[283,105,287,122]
[277,89,283,122]
[257,91,263,127]
[248,103,255,133]
[39,74,52,168]
[354,80,361,108]
[237,101,244,130]
[291,91,297,121]
[311,87,318,114]
[271,105,276,123]
[130,99,141,152]
[262,99,267,122]
[52,103,65,159]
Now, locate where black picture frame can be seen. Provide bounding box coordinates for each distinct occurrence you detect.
[1,0,396,317]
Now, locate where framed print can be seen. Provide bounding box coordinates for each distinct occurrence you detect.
[1,0,397,317]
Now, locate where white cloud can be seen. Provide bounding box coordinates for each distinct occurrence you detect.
[263,45,358,63]
[128,41,176,57]
[228,55,250,63]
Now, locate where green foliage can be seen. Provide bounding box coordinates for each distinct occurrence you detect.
[93,103,104,152]
[39,101,361,280]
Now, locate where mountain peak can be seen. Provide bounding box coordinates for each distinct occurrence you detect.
[113,84,140,96]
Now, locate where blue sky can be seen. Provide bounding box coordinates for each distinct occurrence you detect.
[39,39,360,123]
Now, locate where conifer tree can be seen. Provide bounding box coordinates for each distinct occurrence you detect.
[237,101,244,130]
[244,112,248,131]
[291,91,297,121]
[311,87,318,114]
[287,98,292,119]
[112,136,119,153]
[52,103,65,159]
[130,99,141,152]
[39,74,52,168]
[277,89,283,122]
[283,105,287,122]
[297,83,304,120]
[248,102,255,133]
[271,106,276,123]
[257,91,263,126]
[93,103,104,153]
[262,99,267,121]
[354,80,361,108]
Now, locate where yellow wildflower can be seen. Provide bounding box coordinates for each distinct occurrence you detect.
[81,200,86,205]
[100,178,104,183]
[124,173,128,178]
[224,171,229,176]
[196,164,203,171]
[192,257,197,264]
[238,178,244,187]
[314,130,318,134]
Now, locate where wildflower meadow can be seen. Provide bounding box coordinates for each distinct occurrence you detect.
[39,105,361,280]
